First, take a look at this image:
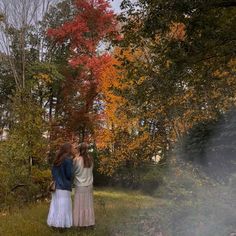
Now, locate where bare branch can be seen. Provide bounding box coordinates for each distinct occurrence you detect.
[0,0,57,89]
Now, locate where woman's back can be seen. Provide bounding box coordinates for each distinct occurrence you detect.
[73,156,93,187]
[52,156,73,191]
[47,143,73,228]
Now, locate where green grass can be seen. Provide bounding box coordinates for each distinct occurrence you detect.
[0,188,159,236]
[1,184,235,236]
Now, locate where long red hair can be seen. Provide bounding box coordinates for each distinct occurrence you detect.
[54,143,73,166]
[79,142,93,168]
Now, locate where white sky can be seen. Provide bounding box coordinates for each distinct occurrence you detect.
[109,0,122,13]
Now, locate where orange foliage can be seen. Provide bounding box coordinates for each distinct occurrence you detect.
[169,22,186,41]
[95,48,143,149]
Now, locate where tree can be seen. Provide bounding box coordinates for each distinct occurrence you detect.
[0,0,69,204]
[47,0,118,141]
[0,0,56,89]
[0,90,49,203]
[95,48,167,183]
[0,0,74,152]
[181,108,236,182]
[117,0,236,146]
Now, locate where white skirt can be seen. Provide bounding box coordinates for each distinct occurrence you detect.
[47,189,72,228]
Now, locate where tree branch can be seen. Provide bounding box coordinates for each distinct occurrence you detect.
[11,184,27,192]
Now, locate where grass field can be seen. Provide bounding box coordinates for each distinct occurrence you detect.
[0,184,235,236]
[0,188,162,236]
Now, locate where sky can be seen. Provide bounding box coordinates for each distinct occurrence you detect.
[110,0,122,13]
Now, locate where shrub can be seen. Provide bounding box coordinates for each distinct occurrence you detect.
[0,91,49,207]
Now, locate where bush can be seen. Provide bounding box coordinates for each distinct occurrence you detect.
[139,165,165,194]
[0,91,50,207]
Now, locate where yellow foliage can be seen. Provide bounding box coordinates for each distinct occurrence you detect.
[33,73,52,83]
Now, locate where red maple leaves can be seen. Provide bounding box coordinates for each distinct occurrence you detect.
[48,0,118,141]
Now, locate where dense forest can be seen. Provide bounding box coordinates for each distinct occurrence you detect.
[0,2,235,234]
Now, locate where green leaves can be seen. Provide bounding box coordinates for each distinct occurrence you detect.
[0,89,49,204]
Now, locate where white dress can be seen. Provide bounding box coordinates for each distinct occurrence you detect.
[47,189,73,228]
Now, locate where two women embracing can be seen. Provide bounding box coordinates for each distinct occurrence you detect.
[47,142,95,229]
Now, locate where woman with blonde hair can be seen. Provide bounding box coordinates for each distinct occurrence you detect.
[47,143,73,228]
[73,142,95,227]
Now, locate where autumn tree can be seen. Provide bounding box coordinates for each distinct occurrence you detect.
[83,0,236,185]
[93,0,235,185]
[93,48,166,188]
[48,0,118,141]
[118,0,236,145]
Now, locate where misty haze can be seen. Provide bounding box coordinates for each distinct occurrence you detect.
[0,0,235,235]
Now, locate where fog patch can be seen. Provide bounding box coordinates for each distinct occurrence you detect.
[111,110,236,235]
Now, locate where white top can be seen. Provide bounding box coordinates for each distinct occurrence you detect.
[73,156,93,187]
